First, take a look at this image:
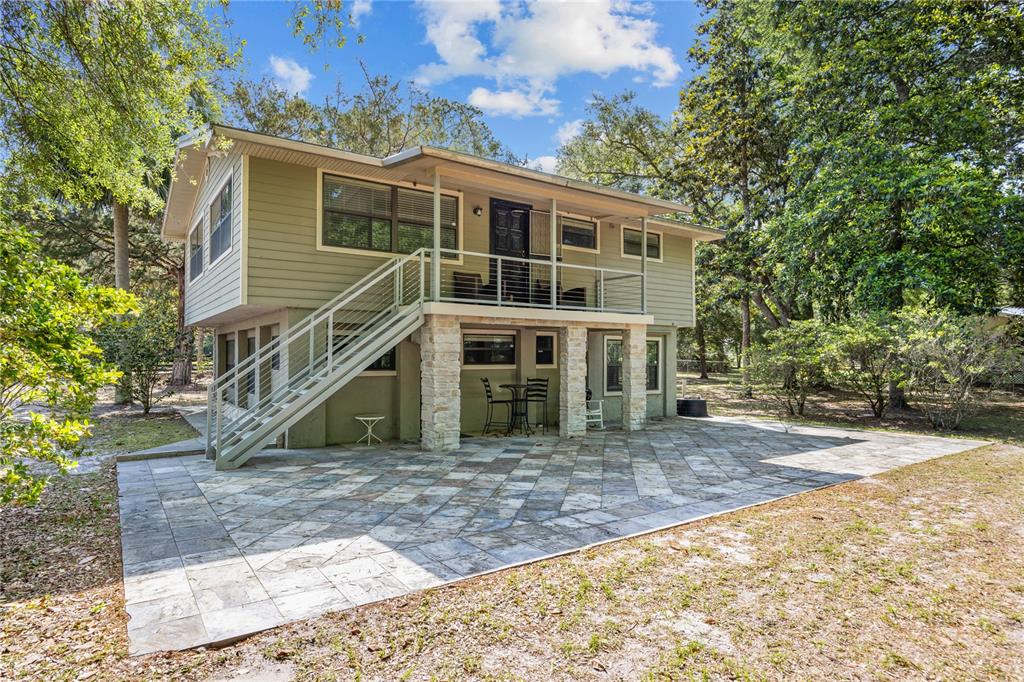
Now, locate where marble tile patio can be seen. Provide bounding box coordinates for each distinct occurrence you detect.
[117,416,985,654]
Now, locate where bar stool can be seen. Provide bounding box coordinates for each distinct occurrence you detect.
[480,377,512,435]
[526,378,549,434]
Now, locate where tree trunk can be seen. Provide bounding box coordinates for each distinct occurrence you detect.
[696,319,709,380]
[169,263,194,386]
[741,293,752,397]
[113,201,131,404]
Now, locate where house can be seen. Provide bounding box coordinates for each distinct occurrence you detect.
[161,125,724,469]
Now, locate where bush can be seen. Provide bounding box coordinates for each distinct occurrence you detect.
[747,319,829,417]
[98,290,178,414]
[823,316,901,418]
[898,306,1020,430]
[1,225,133,505]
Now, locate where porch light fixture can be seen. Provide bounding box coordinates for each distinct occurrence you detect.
[473,206,483,216]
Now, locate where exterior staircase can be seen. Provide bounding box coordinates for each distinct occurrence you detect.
[206,249,427,470]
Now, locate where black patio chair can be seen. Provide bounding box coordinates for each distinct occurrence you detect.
[526,377,549,434]
[481,377,512,435]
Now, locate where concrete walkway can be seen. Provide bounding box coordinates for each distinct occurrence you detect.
[116,417,986,655]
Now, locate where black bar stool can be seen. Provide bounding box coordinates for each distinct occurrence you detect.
[526,378,549,434]
[480,377,512,435]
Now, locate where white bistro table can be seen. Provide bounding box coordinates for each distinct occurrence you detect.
[354,414,385,445]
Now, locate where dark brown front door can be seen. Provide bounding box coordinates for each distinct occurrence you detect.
[490,199,531,302]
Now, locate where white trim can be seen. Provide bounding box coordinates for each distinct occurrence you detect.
[461,330,517,369]
[423,302,655,326]
[602,335,663,396]
[535,331,557,369]
[240,154,249,305]
[314,168,465,264]
[620,225,663,263]
[207,175,234,266]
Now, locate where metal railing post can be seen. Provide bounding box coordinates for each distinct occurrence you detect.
[497,257,503,307]
[419,251,426,301]
[205,385,213,456]
[327,311,334,365]
[215,387,223,462]
[599,270,605,311]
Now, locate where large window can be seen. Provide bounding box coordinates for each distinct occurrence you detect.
[188,223,204,281]
[463,333,516,367]
[209,179,232,262]
[622,227,661,261]
[560,217,597,250]
[604,337,661,394]
[322,175,458,254]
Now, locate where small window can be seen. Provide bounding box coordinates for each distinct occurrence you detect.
[604,337,661,394]
[536,333,556,367]
[224,337,236,372]
[188,224,204,281]
[270,334,280,370]
[561,217,597,250]
[622,227,661,260]
[366,348,397,373]
[245,335,256,395]
[209,179,232,262]
[463,334,516,366]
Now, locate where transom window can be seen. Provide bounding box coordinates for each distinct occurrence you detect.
[604,337,662,394]
[463,333,516,366]
[188,223,204,281]
[209,179,232,262]
[622,227,661,260]
[322,175,458,255]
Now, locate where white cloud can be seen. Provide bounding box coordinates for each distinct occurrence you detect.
[269,55,313,95]
[414,0,680,117]
[352,0,372,25]
[527,155,558,174]
[555,119,584,145]
[468,86,559,117]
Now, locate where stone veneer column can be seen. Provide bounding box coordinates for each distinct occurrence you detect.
[621,324,648,431]
[420,314,461,451]
[558,325,588,437]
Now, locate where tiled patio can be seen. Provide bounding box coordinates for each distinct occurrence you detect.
[117,416,985,655]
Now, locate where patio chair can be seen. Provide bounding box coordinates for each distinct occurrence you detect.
[526,377,549,434]
[480,377,512,435]
[585,399,605,430]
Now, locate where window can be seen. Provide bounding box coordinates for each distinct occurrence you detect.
[561,217,597,250]
[604,337,662,394]
[366,348,397,373]
[322,174,458,255]
[224,337,236,373]
[622,227,661,261]
[245,335,256,395]
[463,333,516,366]
[270,334,280,370]
[209,179,232,262]
[188,223,204,281]
[536,333,556,367]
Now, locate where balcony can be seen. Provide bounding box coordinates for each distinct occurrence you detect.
[433,248,645,315]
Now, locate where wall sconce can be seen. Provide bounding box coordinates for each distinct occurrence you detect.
[473,206,483,217]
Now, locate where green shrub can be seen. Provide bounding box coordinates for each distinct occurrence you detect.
[823,316,901,418]
[747,319,829,417]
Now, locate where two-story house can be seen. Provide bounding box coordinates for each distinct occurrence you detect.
[161,125,723,469]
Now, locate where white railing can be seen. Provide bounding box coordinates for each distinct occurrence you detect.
[207,249,426,469]
[436,248,644,314]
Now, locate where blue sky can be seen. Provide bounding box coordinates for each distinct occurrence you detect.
[220,1,703,169]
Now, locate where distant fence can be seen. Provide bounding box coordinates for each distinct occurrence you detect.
[677,359,733,374]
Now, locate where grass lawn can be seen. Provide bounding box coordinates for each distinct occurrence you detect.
[2,401,1023,680]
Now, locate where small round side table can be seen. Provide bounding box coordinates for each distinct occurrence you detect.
[354,414,385,445]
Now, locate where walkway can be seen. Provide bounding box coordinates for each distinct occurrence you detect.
[116,417,985,654]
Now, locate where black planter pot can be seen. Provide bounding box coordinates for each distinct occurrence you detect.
[677,398,709,418]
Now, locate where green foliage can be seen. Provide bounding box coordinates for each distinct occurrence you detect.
[897,306,1020,430]
[0,0,241,213]
[0,225,133,505]
[97,290,179,414]
[229,68,520,163]
[823,317,901,418]
[747,319,829,417]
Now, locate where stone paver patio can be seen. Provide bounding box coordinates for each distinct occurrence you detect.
[117,416,985,654]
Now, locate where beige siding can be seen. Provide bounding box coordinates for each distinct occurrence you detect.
[184,151,244,325]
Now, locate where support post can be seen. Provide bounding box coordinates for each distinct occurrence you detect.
[558,326,588,437]
[641,216,648,313]
[432,169,441,301]
[550,198,557,308]
[622,324,648,431]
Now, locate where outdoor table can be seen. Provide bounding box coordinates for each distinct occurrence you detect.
[354,414,385,445]
[499,383,532,436]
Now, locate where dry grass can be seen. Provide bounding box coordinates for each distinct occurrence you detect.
[3,413,1023,679]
